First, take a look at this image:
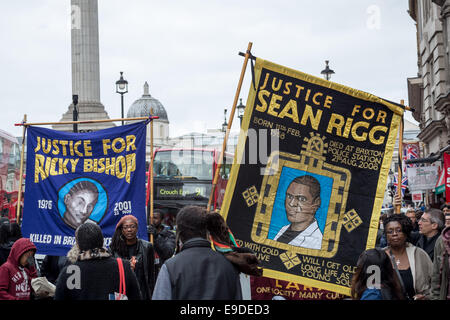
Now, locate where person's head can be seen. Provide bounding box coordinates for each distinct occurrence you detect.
[445,213,450,228]
[418,208,444,237]
[351,248,404,300]
[153,210,164,228]
[19,250,35,268]
[285,175,321,225]
[8,222,22,241]
[110,215,139,256]
[176,206,207,244]
[383,214,413,249]
[379,213,389,228]
[63,181,99,229]
[8,238,36,269]
[205,211,231,246]
[441,204,450,228]
[75,223,104,252]
[117,215,138,242]
[405,208,417,225]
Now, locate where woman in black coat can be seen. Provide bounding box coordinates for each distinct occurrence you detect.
[110,215,156,300]
[54,223,141,300]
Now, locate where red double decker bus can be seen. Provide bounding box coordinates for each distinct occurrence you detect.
[0,129,22,223]
[146,148,233,226]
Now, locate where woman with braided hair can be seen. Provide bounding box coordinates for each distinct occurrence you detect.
[206,211,262,277]
[110,215,156,300]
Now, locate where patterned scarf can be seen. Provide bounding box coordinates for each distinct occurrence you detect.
[78,247,111,261]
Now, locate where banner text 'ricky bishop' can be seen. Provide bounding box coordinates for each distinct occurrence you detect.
[33,135,137,184]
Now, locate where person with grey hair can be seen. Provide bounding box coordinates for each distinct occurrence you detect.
[416,208,445,262]
[54,223,141,300]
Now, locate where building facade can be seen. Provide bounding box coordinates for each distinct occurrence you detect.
[408,0,450,206]
[126,82,171,167]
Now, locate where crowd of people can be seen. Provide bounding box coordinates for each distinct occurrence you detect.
[353,200,449,300]
[0,207,261,300]
[0,198,449,301]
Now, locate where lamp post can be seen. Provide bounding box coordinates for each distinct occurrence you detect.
[222,108,228,133]
[237,98,245,127]
[72,94,78,133]
[116,71,128,125]
[321,60,335,81]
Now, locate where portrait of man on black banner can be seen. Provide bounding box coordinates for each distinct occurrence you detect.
[273,175,323,249]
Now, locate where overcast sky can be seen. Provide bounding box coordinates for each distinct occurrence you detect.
[1,0,418,138]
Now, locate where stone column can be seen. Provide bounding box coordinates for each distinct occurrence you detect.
[54,0,115,132]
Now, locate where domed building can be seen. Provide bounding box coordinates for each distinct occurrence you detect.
[127,82,170,150]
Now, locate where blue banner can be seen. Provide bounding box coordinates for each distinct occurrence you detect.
[21,121,149,256]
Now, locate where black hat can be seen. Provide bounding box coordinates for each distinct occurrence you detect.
[75,223,104,251]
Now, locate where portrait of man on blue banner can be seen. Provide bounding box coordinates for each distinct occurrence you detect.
[21,120,148,256]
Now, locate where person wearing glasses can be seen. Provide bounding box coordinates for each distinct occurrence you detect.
[383,214,433,300]
[110,215,156,300]
[416,208,445,261]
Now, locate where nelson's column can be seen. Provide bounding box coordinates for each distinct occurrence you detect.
[54,0,114,132]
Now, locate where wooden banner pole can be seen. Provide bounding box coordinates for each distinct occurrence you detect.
[149,109,155,244]
[16,114,27,224]
[14,116,158,127]
[207,41,253,212]
[395,99,405,214]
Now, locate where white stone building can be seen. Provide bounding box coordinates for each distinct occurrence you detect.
[407,0,450,206]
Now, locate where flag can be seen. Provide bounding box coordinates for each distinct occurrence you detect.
[220,57,404,296]
[393,173,408,197]
[403,142,420,171]
[21,121,149,256]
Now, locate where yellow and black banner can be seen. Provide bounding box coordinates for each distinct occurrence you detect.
[221,58,404,296]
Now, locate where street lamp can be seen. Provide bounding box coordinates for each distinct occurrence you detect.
[321,60,335,81]
[222,108,228,133]
[237,98,245,127]
[72,94,78,133]
[116,71,128,125]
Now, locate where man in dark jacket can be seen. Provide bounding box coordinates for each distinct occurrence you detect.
[148,209,176,273]
[416,208,445,261]
[152,206,242,300]
[54,223,141,300]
